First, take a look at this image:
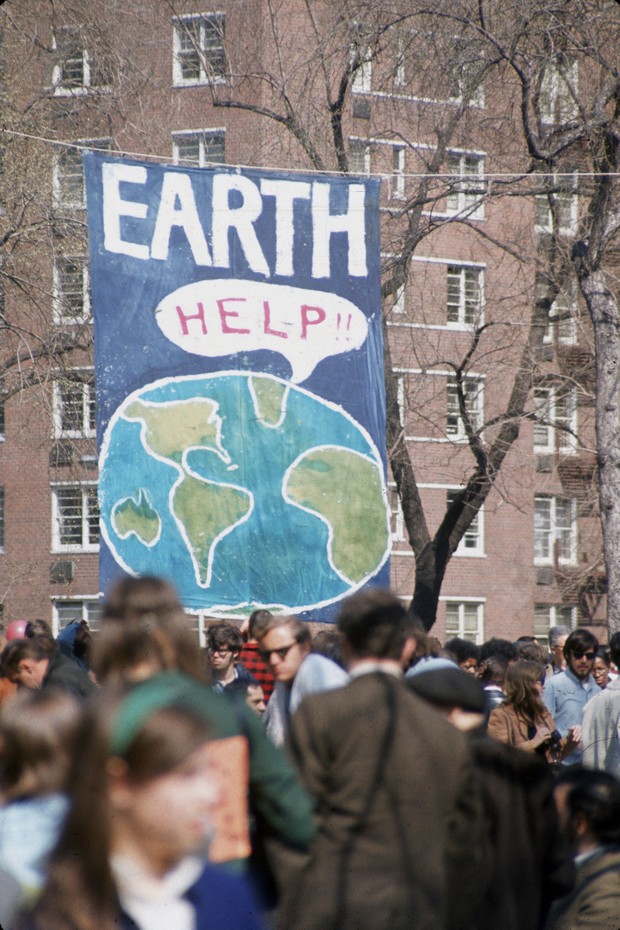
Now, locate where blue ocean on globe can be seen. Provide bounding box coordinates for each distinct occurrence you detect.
[99,371,390,616]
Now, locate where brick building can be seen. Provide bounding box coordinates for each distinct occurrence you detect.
[0,1,606,644]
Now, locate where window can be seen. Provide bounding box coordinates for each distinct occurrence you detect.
[444,600,484,644]
[54,373,96,438]
[447,490,484,556]
[446,153,484,218]
[173,130,225,166]
[550,288,578,345]
[391,146,405,200]
[55,139,110,208]
[535,174,578,234]
[392,284,405,315]
[173,14,226,86]
[52,484,100,552]
[52,26,111,95]
[349,139,370,175]
[447,63,485,107]
[389,485,405,543]
[534,604,577,642]
[446,376,483,439]
[447,265,483,327]
[0,487,4,550]
[52,598,102,634]
[533,385,577,453]
[350,29,372,93]
[53,256,89,323]
[539,61,578,125]
[534,495,577,565]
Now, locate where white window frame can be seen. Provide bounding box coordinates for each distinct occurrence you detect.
[388,483,406,543]
[534,604,577,642]
[52,27,110,96]
[52,483,100,553]
[533,384,577,454]
[442,599,485,644]
[350,36,372,93]
[446,152,485,219]
[172,129,226,166]
[392,284,406,315]
[172,14,226,87]
[539,61,578,125]
[53,255,90,324]
[535,174,578,235]
[53,372,96,439]
[447,264,484,328]
[446,489,484,557]
[446,375,483,440]
[447,62,485,108]
[54,140,110,209]
[51,597,102,635]
[534,494,577,565]
[391,146,405,200]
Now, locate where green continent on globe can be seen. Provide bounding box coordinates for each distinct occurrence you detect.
[112,489,160,545]
[250,374,288,426]
[124,398,229,465]
[173,474,252,586]
[284,447,388,584]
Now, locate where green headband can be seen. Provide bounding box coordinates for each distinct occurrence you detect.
[108,670,213,757]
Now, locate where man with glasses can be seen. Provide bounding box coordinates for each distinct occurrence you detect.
[253,613,348,745]
[206,622,258,694]
[543,628,601,765]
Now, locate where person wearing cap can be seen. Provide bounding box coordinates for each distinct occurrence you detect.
[282,588,485,930]
[407,664,574,930]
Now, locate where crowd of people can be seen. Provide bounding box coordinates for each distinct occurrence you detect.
[0,581,618,929]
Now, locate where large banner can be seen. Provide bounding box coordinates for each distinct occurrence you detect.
[84,152,389,621]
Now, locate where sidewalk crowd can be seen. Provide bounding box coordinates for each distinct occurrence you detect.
[0,578,618,929]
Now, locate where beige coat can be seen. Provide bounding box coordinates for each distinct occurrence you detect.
[488,701,559,762]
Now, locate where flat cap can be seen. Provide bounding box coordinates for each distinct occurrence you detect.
[406,666,486,714]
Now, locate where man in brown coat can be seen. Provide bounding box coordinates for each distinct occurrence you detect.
[546,768,620,930]
[282,588,486,930]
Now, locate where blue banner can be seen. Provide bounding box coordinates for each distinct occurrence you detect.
[84,152,389,621]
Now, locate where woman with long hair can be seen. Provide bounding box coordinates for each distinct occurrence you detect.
[22,671,264,930]
[487,659,577,762]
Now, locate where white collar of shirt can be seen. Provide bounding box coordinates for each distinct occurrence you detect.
[349,659,403,680]
[111,853,203,930]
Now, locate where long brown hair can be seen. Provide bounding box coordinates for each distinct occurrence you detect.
[26,676,212,930]
[504,659,547,723]
[92,575,206,684]
[0,689,81,801]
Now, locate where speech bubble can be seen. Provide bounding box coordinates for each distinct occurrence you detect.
[154,279,368,383]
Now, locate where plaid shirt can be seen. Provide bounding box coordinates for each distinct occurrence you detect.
[238,641,275,701]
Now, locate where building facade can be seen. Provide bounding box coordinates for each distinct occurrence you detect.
[0,0,607,644]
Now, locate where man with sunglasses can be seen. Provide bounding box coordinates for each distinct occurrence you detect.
[543,629,601,765]
[253,614,348,745]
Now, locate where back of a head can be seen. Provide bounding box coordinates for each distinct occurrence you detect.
[102,575,183,623]
[337,588,411,660]
[479,655,508,688]
[556,768,620,845]
[0,688,82,800]
[247,609,273,640]
[479,638,518,665]
[92,612,205,685]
